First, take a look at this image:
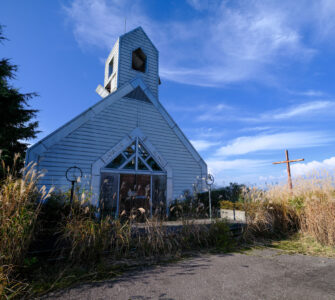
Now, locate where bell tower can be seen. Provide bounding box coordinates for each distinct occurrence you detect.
[96,27,160,99]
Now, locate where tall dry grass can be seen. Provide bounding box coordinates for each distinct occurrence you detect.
[243,170,335,246]
[59,205,232,264]
[0,154,53,298]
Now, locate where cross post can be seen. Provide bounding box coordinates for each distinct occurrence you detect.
[273,150,304,189]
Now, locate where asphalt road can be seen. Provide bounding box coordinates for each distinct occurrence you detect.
[45,248,335,300]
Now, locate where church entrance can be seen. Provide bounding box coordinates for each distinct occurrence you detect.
[119,174,151,218]
[99,137,167,219]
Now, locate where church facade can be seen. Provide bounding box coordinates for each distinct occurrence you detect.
[26,27,207,217]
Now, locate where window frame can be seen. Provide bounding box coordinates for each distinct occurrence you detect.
[103,137,165,175]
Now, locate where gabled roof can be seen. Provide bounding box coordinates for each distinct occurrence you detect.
[26,78,206,172]
[119,26,158,53]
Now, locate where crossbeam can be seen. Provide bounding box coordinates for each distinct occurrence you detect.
[273,159,304,165]
[273,150,304,189]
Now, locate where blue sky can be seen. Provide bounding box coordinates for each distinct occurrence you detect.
[2,0,335,187]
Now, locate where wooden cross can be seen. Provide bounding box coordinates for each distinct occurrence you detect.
[273,150,304,189]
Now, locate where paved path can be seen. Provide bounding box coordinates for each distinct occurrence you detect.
[46,249,335,300]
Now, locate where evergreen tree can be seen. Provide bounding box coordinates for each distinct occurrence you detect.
[0,25,39,173]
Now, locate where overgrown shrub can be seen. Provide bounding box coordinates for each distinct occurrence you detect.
[242,172,335,246]
[0,155,52,298]
[59,204,233,264]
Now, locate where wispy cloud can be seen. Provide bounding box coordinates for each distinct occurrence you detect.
[196,104,233,121]
[63,0,335,87]
[165,103,231,114]
[257,101,335,121]
[190,139,220,151]
[288,89,326,97]
[239,126,274,133]
[196,100,335,123]
[216,131,333,156]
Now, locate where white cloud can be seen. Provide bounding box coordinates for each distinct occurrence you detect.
[216,131,333,156]
[291,156,335,176]
[236,101,335,123]
[265,101,334,121]
[190,139,219,151]
[63,0,325,87]
[197,104,232,121]
[193,100,335,124]
[239,126,274,133]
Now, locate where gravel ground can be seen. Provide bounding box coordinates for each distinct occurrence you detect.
[45,248,335,300]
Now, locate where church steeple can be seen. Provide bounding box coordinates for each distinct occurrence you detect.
[96,27,159,99]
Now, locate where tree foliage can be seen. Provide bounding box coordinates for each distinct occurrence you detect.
[0,25,39,173]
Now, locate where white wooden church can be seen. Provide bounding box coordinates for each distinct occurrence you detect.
[26,27,207,217]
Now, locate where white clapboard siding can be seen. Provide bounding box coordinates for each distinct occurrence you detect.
[35,95,202,199]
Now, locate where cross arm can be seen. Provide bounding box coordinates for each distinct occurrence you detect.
[273,158,304,165]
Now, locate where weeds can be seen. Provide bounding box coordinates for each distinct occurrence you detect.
[243,171,335,247]
[0,154,53,298]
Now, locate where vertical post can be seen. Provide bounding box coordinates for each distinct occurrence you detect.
[70,180,75,205]
[116,174,120,219]
[285,150,293,190]
[206,174,214,221]
[150,175,153,218]
[208,185,212,221]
